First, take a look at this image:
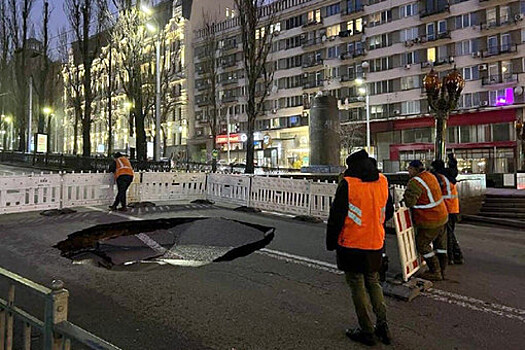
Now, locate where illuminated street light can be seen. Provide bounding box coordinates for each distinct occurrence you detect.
[146,22,158,34]
[43,107,53,115]
[141,4,154,16]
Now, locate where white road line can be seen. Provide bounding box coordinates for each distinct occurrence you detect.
[83,205,525,323]
[84,206,142,221]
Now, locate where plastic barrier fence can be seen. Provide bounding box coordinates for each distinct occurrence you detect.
[0,173,62,214]
[141,172,206,202]
[250,176,311,216]
[62,172,115,208]
[206,173,251,207]
[394,207,420,282]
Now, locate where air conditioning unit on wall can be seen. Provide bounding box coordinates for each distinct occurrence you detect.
[479,64,488,71]
[481,101,489,106]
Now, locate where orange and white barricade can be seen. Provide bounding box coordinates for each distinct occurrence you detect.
[394,207,420,281]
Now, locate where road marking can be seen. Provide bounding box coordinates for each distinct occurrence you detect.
[256,248,525,323]
[82,205,525,323]
[84,206,142,221]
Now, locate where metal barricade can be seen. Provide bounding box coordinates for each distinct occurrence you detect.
[206,173,251,207]
[0,266,120,350]
[393,207,420,282]
[0,174,62,214]
[140,172,206,202]
[250,177,310,216]
[309,180,337,219]
[61,172,114,208]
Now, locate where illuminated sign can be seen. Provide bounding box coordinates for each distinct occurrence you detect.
[216,133,247,144]
[36,134,47,153]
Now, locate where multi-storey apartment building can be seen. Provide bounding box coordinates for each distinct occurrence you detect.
[191,0,525,173]
[62,0,232,159]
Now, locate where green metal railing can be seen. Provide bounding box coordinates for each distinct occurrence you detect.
[0,266,121,350]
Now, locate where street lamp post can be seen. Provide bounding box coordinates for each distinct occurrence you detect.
[43,107,53,154]
[423,67,465,161]
[355,78,370,153]
[143,5,162,161]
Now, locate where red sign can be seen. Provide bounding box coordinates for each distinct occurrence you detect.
[216,133,246,144]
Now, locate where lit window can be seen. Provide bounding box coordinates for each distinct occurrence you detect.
[427,47,436,62]
[327,24,341,37]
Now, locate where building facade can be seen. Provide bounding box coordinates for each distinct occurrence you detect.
[191,0,525,173]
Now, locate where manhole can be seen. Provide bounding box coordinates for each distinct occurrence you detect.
[55,217,274,270]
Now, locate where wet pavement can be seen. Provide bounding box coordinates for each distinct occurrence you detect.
[0,202,523,349]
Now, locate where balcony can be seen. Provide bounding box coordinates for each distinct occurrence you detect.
[340,74,356,82]
[196,82,209,91]
[421,57,454,69]
[420,4,450,18]
[481,73,519,86]
[196,99,209,107]
[480,15,523,29]
[220,77,239,86]
[222,41,238,51]
[302,37,323,48]
[482,44,518,58]
[339,48,366,61]
[221,60,237,68]
[302,19,323,29]
[222,95,238,103]
[411,31,451,45]
[303,81,323,90]
[302,58,323,69]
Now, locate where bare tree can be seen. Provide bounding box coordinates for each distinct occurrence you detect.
[64,0,108,157]
[340,123,364,156]
[200,12,223,172]
[234,0,278,173]
[59,28,82,154]
[33,1,50,134]
[111,4,156,161]
[7,0,36,152]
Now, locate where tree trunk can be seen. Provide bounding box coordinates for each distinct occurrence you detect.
[46,114,51,153]
[17,104,27,152]
[82,117,90,158]
[135,110,146,161]
[245,116,255,174]
[73,107,80,155]
[161,126,167,158]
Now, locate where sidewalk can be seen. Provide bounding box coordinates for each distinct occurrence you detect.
[486,188,525,197]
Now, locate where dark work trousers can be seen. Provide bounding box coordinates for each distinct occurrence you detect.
[447,214,461,257]
[112,175,133,208]
[345,271,388,334]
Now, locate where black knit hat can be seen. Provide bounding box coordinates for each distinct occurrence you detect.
[431,159,445,171]
[113,152,123,159]
[346,149,369,167]
[408,160,424,169]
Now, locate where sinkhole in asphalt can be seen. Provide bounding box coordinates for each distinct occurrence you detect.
[54,217,275,270]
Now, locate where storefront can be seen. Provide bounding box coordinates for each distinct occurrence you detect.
[253,127,310,169]
[373,109,519,174]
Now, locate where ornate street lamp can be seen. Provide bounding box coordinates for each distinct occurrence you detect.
[423,66,465,161]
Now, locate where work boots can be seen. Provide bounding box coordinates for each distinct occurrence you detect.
[420,255,443,281]
[437,254,448,280]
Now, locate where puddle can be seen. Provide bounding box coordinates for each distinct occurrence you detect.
[55,217,274,270]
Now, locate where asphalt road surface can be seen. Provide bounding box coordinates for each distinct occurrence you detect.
[0,163,42,175]
[0,203,523,350]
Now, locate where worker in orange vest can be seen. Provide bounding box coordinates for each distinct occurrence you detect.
[327,150,394,346]
[109,152,134,211]
[403,160,448,281]
[432,156,464,264]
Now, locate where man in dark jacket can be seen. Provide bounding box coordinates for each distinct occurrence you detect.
[431,154,464,264]
[326,150,394,346]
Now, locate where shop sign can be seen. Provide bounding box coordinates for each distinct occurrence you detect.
[216,133,247,144]
[36,134,47,153]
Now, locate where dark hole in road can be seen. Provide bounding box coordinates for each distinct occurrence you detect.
[54,217,275,270]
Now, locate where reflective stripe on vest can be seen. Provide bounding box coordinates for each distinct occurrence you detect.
[117,158,132,170]
[412,176,444,209]
[348,202,362,226]
[442,176,458,199]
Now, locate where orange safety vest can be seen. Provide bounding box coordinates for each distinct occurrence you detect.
[338,173,389,250]
[443,177,460,214]
[115,157,134,179]
[409,171,448,227]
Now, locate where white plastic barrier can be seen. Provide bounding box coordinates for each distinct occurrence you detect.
[250,177,310,216]
[394,207,420,282]
[309,181,337,219]
[0,173,62,214]
[62,172,115,208]
[141,172,206,202]
[518,173,525,190]
[457,174,486,198]
[206,173,251,206]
